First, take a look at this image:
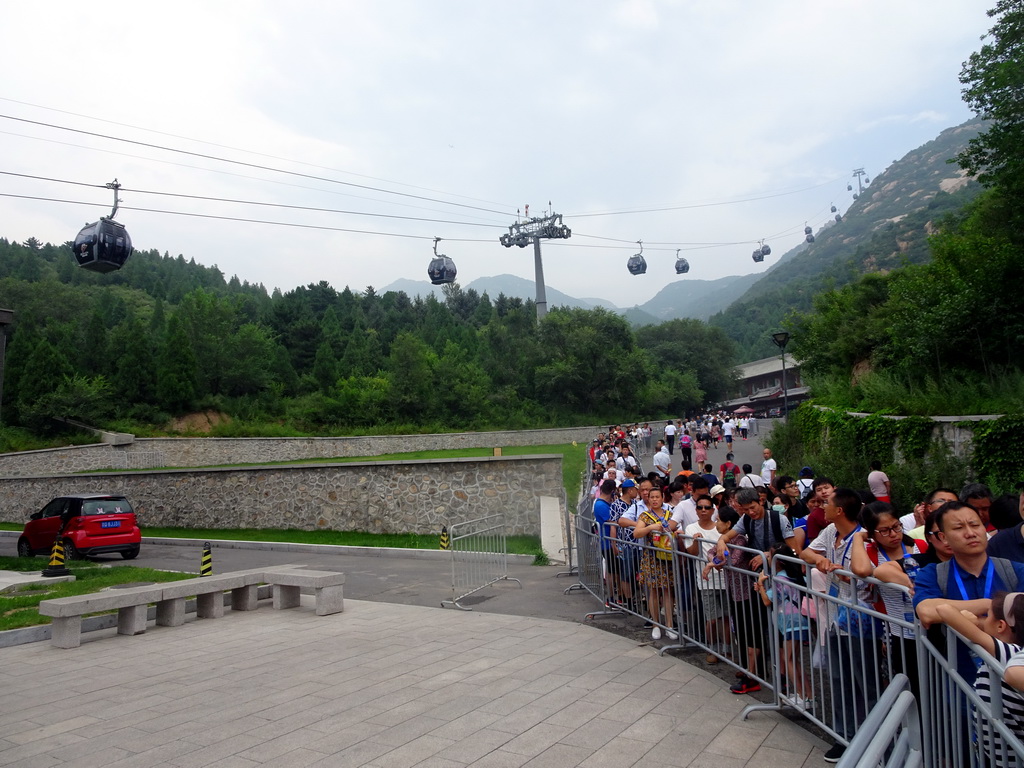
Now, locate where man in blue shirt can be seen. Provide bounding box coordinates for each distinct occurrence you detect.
[914,502,1024,684]
[593,479,619,601]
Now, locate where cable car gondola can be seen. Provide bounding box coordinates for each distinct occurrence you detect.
[804,225,815,244]
[674,249,689,274]
[830,204,837,213]
[427,238,457,285]
[627,241,647,275]
[752,247,764,264]
[835,213,842,223]
[760,243,771,257]
[72,179,133,273]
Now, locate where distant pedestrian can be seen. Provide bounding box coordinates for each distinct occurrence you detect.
[867,460,891,503]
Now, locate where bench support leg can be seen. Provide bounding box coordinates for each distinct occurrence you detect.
[314,585,344,616]
[196,592,225,619]
[273,584,301,610]
[51,616,82,649]
[231,585,258,611]
[156,598,186,627]
[118,605,148,636]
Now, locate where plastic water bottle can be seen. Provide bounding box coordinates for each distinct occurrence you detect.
[712,548,728,566]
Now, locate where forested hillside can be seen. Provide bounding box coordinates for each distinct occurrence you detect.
[0,238,737,441]
[710,120,984,361]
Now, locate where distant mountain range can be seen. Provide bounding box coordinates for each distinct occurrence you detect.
[381,271,758,326]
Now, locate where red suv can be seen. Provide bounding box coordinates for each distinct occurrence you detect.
[17,495,141,560]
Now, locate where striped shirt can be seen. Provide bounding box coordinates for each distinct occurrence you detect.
[977,640,1024,767]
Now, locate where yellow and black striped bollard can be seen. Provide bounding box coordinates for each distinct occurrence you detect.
[200,542,213,576]
[439,527,450,551]
[41,538,72,578]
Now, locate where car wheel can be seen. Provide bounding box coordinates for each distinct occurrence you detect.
[121,546,140,560]
[62,538,78,561]
[16,538,32,557]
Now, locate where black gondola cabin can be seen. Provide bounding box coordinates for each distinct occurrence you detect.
[72,219,133,273]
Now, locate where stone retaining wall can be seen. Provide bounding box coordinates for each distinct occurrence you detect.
[0,455,562,537]
[0,426,597,477]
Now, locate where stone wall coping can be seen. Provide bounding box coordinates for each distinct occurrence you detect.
[0,452,565,481]
[129,427,599,444]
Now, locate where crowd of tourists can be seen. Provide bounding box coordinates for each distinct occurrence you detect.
[587,421,1024,764]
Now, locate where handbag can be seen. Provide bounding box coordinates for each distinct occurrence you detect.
[642,511,674,561]
[651,530,674,561]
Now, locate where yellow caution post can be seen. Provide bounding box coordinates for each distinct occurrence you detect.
[439,527,451,550]
[200,542,213,576]
[41,538,72,578]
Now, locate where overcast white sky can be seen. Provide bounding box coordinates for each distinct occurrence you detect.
[0,1,990,307]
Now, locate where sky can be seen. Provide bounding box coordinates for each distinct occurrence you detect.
[0,1,992,307]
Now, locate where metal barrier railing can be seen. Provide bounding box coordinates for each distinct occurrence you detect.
[567,450,1024,766]
[440,513,522,610]
[835,674,923,768]
[917,623,1024,768]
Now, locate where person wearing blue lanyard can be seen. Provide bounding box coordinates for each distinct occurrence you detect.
[914,501,1024,685]
[850,502,928,703]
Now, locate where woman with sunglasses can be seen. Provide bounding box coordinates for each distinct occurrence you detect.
[851,501,928,699]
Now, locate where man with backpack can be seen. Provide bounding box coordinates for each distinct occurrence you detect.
[915,501,1024,683]
[719,453,741,489]
[712,487,798,694]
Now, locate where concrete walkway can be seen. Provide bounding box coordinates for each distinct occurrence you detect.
[0,597,828,767]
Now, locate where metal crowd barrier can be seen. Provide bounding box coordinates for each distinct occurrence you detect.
[917,623,1024,768]
[569,509,1024,768]
[440,513,522,610]
[835,674,923,768]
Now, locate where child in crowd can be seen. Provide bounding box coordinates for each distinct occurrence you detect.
[754,547,813,710]
[935,593,1024,765]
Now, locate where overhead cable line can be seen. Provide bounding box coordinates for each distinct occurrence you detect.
[0,171,507,230]
[0,192,497,242]
[0,113,515,217]
[0,96,514,210]
[564,176,844,217]
[0,129,510,224]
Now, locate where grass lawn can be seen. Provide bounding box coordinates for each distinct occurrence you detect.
[0,556,191,631]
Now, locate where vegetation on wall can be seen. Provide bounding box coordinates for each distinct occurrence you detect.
[764,405,1020,517]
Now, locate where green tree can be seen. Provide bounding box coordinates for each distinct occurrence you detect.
[312,341,339,393]
[387,332,436,421]
[635,319,737,403]
[157,315,197,412]
[108,318,157,408]
[957,0,1024,215]
[534,307,647,416]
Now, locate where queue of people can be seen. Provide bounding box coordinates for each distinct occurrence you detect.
[586,426,1024,764]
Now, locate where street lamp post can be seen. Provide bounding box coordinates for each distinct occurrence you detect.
[771,331,790,418]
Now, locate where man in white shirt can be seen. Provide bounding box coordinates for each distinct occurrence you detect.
[664,421,677,455]
[722,418,735,450]
[653,441,671,479]
[760,449,777,487]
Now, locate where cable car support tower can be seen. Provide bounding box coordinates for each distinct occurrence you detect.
[499,207,571,322]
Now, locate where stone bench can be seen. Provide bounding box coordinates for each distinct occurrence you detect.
[266,569,346,616]
[37,566,344,648]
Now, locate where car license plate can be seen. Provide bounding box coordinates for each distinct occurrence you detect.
[101,520,120,528]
